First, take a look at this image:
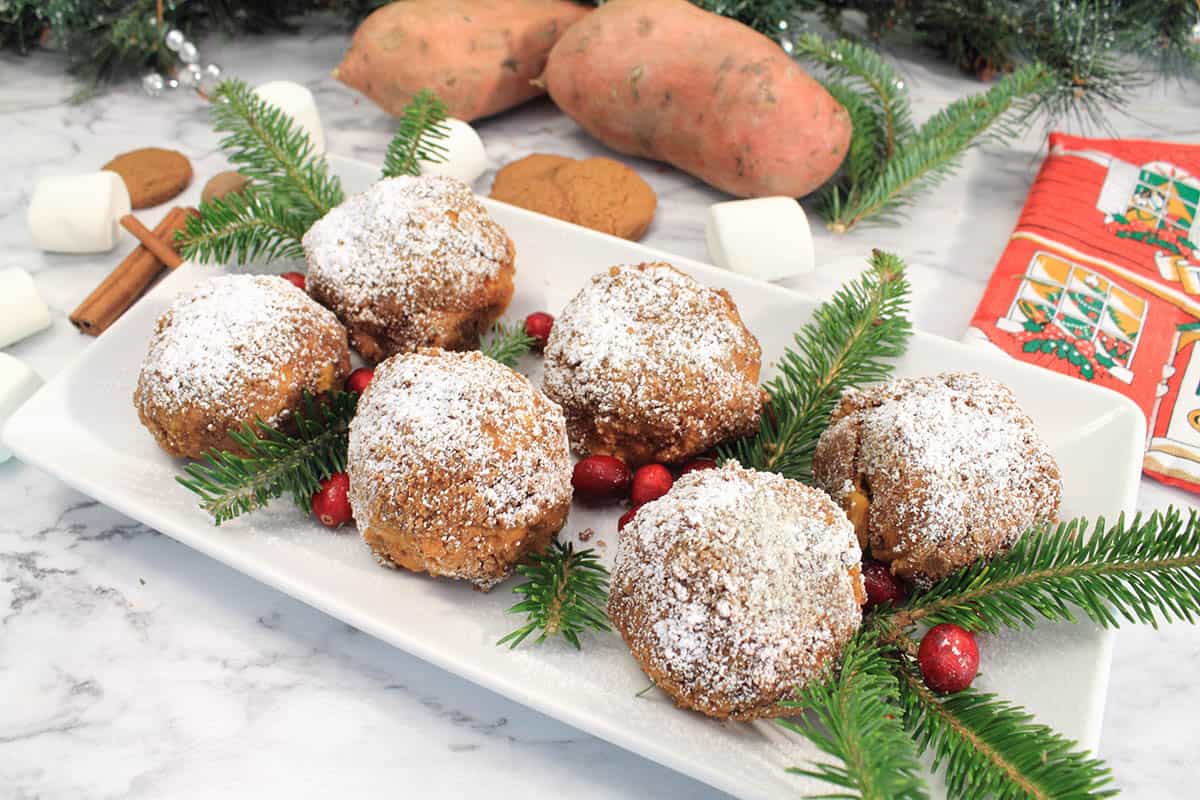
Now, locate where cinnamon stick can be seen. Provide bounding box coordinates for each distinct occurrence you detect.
[120,214,183,269]
[70,206,196,336]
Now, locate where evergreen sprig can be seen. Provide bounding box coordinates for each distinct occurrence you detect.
[717,250,911,481]
[898,663,1117,799]
[177,390,358,524]
[798,35,1057,232]
[892,509,1200,633]
[780,632,929,800]
[381,89,451,178]
[498,540,612,649]
[177,191,309,264]
[208,78,344,224]
[479,321,537,368]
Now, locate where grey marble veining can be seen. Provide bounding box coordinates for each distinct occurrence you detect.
[2,19,1199,799]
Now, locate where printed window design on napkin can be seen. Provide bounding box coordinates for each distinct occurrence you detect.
[971,134,1200,493]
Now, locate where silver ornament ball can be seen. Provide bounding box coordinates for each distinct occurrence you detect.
[142,72,165,96]
[166,77,180,90]
[165,28,185,51]
[178,41,199,64]
[199,63,222,91]
[178,64,203,88]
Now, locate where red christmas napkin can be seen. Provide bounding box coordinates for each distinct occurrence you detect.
[970,133,1200,493]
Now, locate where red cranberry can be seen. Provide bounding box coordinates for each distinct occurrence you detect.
[618,505,642,531]
[861,561,907,609]
[524,311,554,349]
[312,472,353,529]
[571,455,632,503]
[346,367,375,394]
[918,623,980,694]
[679,458,718,476]
[280,271,306,291]
[630,464,673,506]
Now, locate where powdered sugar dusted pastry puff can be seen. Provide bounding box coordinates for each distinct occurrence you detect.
[543,263,765,468]
[812,372,1062,583]
[303,175,515,364]
[134,275,351,459]
[348,349,573,590]
[609,462,864,721]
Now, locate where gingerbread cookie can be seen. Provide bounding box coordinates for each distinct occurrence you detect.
[490,154,656,241]
[201,171,250,205]
[103,147,193,209]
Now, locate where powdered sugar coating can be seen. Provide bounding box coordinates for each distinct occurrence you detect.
[302,176,514,363]
[347,349,573,589]
[133,274,350,458]
[543,263,764,466]
[813,372,1062,581]
[608,462,863,720]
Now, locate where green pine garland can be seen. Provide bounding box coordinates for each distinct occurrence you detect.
[479,321,537,368]
[381,89,451,178]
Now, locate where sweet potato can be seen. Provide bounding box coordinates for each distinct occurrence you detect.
[336,0,590,122]
[542,0,851,198]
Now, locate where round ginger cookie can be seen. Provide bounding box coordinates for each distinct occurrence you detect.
[490,153,656,240]
[201,170,250,204]
[103,147,193,209]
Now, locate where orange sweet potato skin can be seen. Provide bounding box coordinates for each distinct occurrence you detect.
[543,0,851,198]
[336,0,590,122]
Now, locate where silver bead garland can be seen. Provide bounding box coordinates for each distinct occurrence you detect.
[142,26,223,97]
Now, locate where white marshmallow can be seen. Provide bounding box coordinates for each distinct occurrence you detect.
[0,354,43,464]
[254,80,325,155]
[27,172,131,253]
[419,118,488,186]
[0,269,51,349]
[705,196,816,282]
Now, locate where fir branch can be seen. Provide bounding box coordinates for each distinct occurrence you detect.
[898,661,1116,800]
[177,391,357,524]
[716,250,911,482]
[780,632,929,800]
[794,33,914,161]
[498,540,611,649]
[381,89,451,179]
[208,78,343,226]
[479,321,536,368]
[176,191,309,264]
[815,56,1052,232]
[889,509,1200,633]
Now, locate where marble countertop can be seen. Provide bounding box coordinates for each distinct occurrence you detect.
[3,20,1199,799]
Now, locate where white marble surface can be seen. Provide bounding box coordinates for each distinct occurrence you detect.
[2,19,1200,798]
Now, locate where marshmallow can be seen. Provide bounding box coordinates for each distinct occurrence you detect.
[254,80,325,155]
[419,118,489,186]
[0,269,51,349]
[0,354,43,464]
[27,172,131,253]
[705,196,816,282]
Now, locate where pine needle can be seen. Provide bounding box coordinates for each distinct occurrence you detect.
[177,191,309,264]
[498,540,611,650]
[898,662,1116,800]
[381,89,451,178]
[176,391,357,524]
[892,509,1200,633]
[716,250,911,482]
[479,321,536,368]
[208,78,344,225]
[780,632,929,800]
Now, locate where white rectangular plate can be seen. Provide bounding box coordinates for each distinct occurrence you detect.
[4,156,1146,799]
